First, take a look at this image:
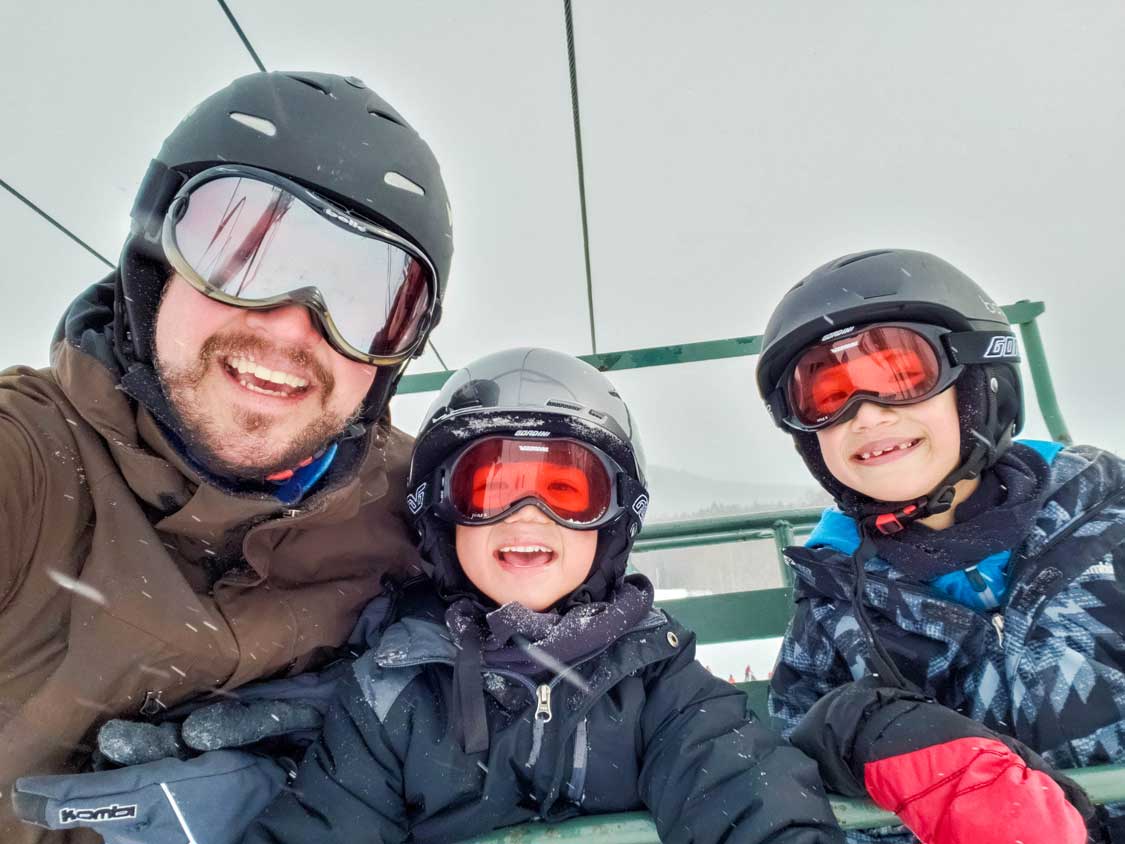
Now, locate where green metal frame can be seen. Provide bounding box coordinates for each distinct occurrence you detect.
[459,758,1125,840]
[397,301,1104,841]
[400,300,1072,446]
[460,763,1125,839]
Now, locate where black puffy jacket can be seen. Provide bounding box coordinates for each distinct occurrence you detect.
[244,587,844,844]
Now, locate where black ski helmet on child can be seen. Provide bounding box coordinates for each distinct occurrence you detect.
[118,71,453,424]
[756,249,1023,525]
[408,347,650,605]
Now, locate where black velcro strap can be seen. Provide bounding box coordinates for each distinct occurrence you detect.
[454,624,489,755]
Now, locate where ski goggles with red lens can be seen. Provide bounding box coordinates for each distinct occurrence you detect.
[161,165,439,366]
[413,436,649,530]
[768,322,1020,432]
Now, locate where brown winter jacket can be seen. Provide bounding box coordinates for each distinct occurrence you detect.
[0,319,422,843]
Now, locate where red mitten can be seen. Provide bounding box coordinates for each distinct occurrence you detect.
[864,736,1087,844]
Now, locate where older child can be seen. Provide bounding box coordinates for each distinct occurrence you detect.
[17,348,844,844]
[756,249,1122,843]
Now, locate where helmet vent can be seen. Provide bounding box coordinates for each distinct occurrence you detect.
[835,249,893,269]
[369,108,406,127]
[546,399,583,411]
[286,74,331,96]
[384,171,425,196]
[228,112,277,137]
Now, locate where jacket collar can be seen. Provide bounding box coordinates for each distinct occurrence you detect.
[372,609,670,671]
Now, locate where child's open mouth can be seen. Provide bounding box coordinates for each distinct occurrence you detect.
[852,437,922,466]
[495,545,557,568]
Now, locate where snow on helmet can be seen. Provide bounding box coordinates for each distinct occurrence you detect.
[756,249,1023,524]
[408,347,649,606]
[117,71,453,424]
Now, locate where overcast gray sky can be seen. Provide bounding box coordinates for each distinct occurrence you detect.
[2,0,1122,514]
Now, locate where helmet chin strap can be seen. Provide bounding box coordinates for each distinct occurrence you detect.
[867,378,1010,536]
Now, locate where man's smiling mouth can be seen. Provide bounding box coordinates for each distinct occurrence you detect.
[223,354,312,398]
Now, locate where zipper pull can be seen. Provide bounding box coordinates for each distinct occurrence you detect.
[139,690,166,717]
[991,614,1005,648]
[534,684,553,723]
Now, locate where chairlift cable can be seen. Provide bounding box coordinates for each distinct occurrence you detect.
[215,0,267,73]
[428,341,448,370]
[0,177,113,268]
[564,0,598,354]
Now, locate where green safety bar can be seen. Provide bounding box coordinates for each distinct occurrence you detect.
[458,759,1125,840]
[399,300,1072,446]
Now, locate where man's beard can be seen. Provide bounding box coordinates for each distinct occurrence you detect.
[155,332,362,480]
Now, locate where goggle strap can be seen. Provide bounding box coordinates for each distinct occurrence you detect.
[131,159,185,242]
[617,474,651,532]
[407,475,435,518]
[943,330,1021,366]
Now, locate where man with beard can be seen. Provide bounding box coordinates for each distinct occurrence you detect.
[0,71,453,843]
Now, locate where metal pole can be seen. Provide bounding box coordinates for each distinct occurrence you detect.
[1017,310,1073,444]
[772,520,796,587]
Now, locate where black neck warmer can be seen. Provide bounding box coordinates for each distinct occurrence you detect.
[444,574,654,753]
[867,443,1051,581]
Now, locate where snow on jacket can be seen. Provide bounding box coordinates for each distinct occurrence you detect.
[244,586,845,844]
[769,442,1125,838]
[0,277,422,844]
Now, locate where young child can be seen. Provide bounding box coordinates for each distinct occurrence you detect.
[16,348,844,844]
[239,347,842,843]
[755,249,1123,843]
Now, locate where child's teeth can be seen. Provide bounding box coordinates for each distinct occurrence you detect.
[861,452,871,460]
[898,442,911,450]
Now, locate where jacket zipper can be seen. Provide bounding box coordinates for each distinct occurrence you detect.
[381,614,672,795]
[991,613,1005,648]
[535,684,553,722]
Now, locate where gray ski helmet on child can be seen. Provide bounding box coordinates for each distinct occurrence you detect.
[408,347,649,606]
[118,71,453,424]
[756,249,1024,526]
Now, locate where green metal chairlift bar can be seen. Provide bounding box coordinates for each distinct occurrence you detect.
[459,762,1125,840]
[398,300,1071,444]
[1018,314,1072,444]
[460,759,1125,840]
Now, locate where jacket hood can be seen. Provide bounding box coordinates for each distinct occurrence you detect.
[50,273,126,375]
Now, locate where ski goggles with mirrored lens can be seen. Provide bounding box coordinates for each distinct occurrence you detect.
[161,165,439,365]
[770,322,1020,431]
[418,436,647,530]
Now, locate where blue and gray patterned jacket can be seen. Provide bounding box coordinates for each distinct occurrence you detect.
[769,442,1125,783]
